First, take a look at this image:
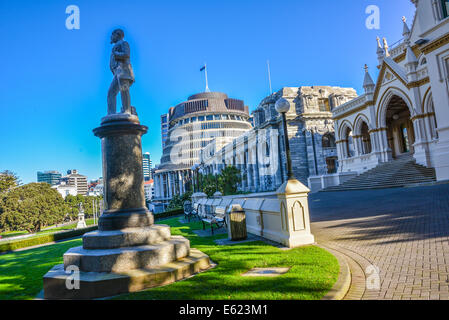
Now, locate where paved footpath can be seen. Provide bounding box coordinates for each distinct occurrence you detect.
[309,184,449,300]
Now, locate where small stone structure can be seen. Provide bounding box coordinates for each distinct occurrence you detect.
[75,204,87,229]
[43,30,210,299]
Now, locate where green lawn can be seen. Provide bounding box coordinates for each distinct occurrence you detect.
[0,217,339,300]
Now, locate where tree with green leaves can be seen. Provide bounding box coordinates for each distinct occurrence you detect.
[167,191,192,211]
[197,166,242,197]
[0,170,21,194]
[218,166,241,196]
[198,173,220,198]
[0,183,67,233]
[65,194,103,220]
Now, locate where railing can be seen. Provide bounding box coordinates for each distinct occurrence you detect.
[333,94,368,118]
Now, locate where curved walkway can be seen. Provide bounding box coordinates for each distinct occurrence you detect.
[309,184,449,300]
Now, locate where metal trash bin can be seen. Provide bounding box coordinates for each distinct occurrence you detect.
[226,204,247,241]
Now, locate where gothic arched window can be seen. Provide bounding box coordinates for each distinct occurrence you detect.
[322,133,336,148]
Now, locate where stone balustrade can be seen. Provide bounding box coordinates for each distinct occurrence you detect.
[192,180,315,248]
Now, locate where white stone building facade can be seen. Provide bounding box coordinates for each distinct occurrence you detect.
[329,1,449,182]
[199,86,357,192]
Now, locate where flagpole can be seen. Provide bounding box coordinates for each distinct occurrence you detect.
[204,63,210,92]
[267,60,272,95]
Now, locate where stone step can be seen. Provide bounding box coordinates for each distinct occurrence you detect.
[322,158,436,192]
[351,172,434,181]
[82,225,171,249]
[345,175,436,182]
[43,248,211,300]
[64,236,190,273]
[324,180,436,191]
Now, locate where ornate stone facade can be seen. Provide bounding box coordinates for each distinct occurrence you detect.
[199,86,357,192]
[326,1,449,184]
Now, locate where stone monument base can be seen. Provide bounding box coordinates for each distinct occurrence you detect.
[43,249,210,299]
[42,223,211,299]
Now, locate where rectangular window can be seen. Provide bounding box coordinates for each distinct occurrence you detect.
[443,0,449,18]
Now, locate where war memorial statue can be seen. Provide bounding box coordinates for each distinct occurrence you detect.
[107,29,135,115]
[42,29,210,299]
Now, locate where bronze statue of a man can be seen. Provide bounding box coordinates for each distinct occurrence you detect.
[107,29,135,115]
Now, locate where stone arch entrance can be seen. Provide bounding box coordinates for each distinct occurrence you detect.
[360,122,372,154]
[385,95,415,158]
[344,127,355,158]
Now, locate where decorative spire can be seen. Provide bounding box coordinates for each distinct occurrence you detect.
[383,37,390,57]
[376,36,384,54]
[405,43,418,65]
[363,64,375,93]
[402,16,411,39]
[376,36,385,66]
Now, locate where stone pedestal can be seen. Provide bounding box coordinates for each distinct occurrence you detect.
[94,114,154,230]
[276,179,315,248]
[43,114,210,299]
[76,211,87,229]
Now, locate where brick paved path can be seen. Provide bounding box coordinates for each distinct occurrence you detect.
[309,184,449,300]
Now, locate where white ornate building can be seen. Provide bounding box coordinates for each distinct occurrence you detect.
[328,0,449,184]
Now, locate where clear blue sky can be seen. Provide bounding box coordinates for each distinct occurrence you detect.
[0,0,415,184]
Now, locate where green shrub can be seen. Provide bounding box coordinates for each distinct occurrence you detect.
[154,208,184,220]
[0,226,97,253]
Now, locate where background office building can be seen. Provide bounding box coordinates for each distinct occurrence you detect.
[161,113,169,148]
[153,91,253,207]
[143,152,152,181]
[37,171,62,186]
[61,169,88,196]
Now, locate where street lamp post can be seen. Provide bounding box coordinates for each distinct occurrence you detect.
[191,164,199,193]
[310,126,319,176]
[275,98,294,181]
[198,166,204,192]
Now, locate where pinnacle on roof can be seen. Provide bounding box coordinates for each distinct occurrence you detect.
[382,37,390,57]
[402,16,411,39]
[363,64,375,93]
[376,36,384,55]
[405,43,418,64]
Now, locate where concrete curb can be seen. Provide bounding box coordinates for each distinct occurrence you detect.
[319,245,352,300]
[318,243,368,300]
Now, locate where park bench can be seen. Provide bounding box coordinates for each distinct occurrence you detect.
[200,205,228,235]
[183,201,192,221]
[184,201,202,222]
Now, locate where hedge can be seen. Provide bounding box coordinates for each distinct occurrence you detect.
[0,226,98,253]
[154,208,184,220]
[0,209,185,253]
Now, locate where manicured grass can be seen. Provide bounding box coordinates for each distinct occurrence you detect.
[0,219,96,239]
[0,238,83,300]
[0,217,339,300]
[117,218,339,300]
